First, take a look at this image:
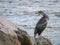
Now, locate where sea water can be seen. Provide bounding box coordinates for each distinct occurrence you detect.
[0,0,60,45]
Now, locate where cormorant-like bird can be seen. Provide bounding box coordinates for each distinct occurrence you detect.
[34,11,49,37]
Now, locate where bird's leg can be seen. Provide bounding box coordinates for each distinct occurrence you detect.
[34,34,36,37]
[37,35,41,45]
[34,34,41,45]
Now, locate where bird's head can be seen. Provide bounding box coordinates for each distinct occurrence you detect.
[35,11,45,16]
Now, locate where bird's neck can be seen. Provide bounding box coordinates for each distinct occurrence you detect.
[43,13,46,16]
[42,13,49,20]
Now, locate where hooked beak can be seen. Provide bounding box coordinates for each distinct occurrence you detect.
[35,11,41,15]
[35,12,41,16]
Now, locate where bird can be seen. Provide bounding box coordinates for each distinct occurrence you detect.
[34,11,49,37]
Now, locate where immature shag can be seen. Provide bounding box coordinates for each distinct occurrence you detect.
[34,11,49,37]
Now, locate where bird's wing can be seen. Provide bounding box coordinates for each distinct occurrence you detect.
[38,20,48,27]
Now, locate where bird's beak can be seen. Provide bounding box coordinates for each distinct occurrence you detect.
[35,12,41,15]
[35,11,39,14]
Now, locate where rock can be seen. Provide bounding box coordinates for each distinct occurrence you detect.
[38,36,52,45]
[0,16,17,36]
[0,16,33,45]
[31,36,52,45]
[0,16,52,45]
[0,16,21,45]
[0,30,21,45]
[14,28,52,45]
[14,28,33,45]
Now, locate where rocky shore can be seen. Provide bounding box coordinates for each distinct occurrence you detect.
[0,16,52,45]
